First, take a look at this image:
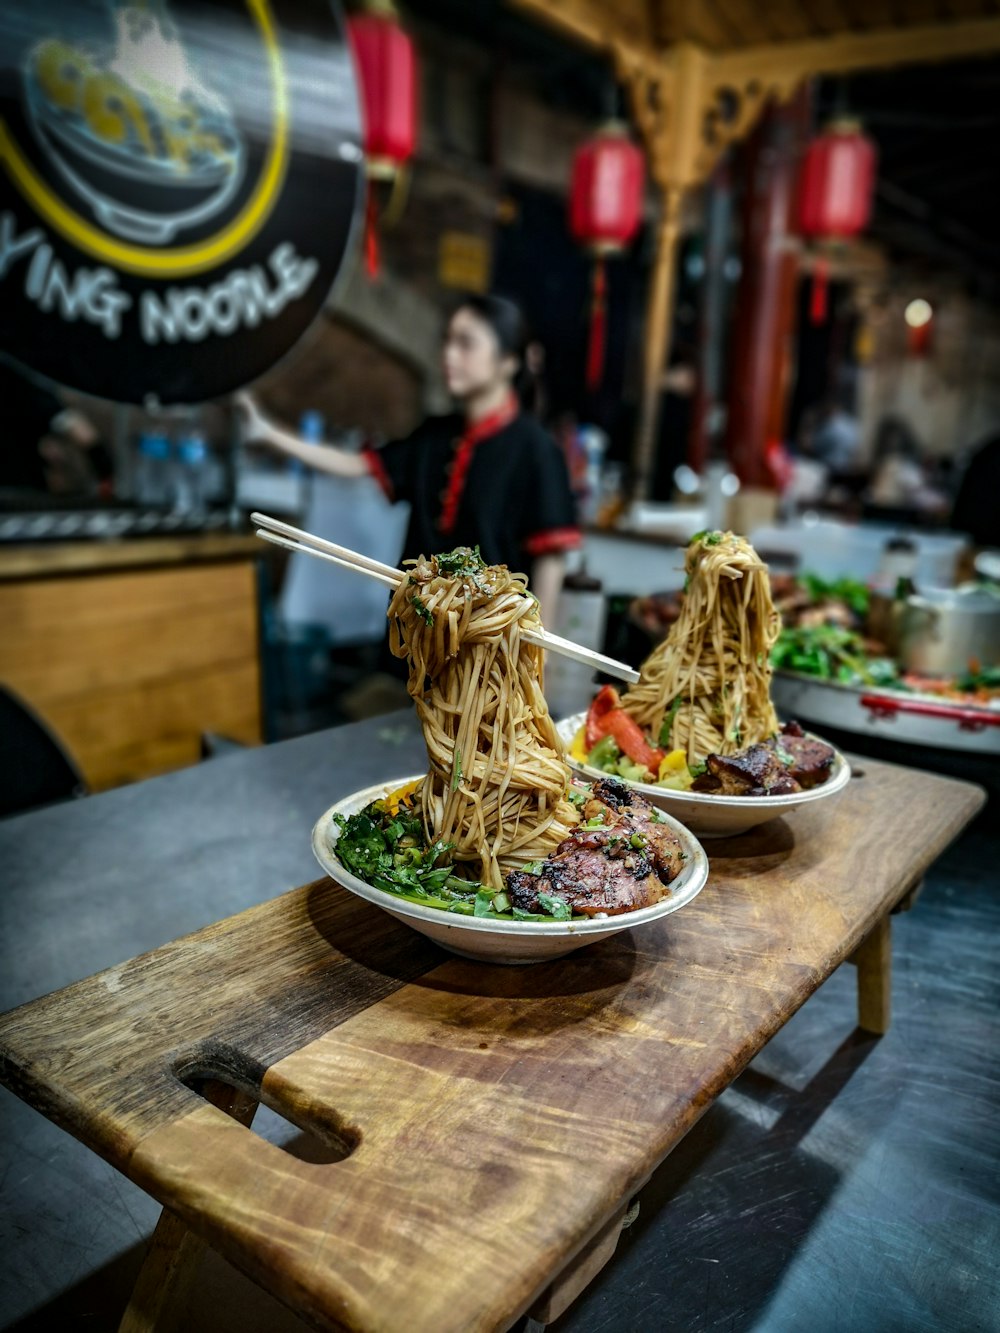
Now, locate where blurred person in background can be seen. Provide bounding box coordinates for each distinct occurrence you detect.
[238,294,579,627]
[866,415,947,519]
[807,393,862,474]
[0,359,110,497]
[951,433,1000,547]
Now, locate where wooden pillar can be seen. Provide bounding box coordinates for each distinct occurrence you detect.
[724,90,810,488]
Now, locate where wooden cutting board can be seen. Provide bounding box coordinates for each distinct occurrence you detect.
[0,758,983,1332]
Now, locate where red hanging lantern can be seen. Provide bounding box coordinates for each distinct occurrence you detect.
[798,119,877,324]
[347,4,418,278]
[569,122,644,391]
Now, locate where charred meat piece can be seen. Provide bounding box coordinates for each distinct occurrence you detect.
[584,781,687,883]
[506,778,685,917]
[693,744,801,797]
[691,720,835,796]
[773,723,835,789]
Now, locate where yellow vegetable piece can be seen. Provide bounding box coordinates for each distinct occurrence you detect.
[658,749,688,776]
[384,778,422,814]
[569,725,588,762]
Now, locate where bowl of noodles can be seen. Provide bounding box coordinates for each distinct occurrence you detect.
[313,775,709,964]
[559,531,851,838]
[310,545,709,964]
[557,715,850,838]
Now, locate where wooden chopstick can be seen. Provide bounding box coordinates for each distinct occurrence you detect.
[254,529,399,587]
[252,513,640,685]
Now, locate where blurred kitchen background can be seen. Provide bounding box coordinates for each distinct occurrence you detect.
[3,0,1000,803]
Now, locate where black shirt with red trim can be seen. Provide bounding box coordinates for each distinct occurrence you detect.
[364,408,581,579]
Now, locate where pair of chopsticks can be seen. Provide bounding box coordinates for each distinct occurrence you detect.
[251,512,640,685]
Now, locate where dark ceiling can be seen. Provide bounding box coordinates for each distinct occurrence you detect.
[819,57,1000,287]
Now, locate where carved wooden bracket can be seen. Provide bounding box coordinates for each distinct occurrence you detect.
[613,42,801,197]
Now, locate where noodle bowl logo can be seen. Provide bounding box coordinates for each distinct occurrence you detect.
[0,0,362,403]
[0,0,287,276]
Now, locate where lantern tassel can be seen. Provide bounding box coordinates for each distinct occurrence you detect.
[586,255,607,392]
[810,254,829,325]
[364,181,380,279]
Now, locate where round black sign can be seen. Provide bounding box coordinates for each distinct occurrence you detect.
[0,0,363,404]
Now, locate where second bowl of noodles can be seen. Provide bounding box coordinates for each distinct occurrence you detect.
[556,714,851,837]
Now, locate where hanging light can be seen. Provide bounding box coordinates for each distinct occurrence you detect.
[569,121,645,391]
[904,297,933,356]
[798,119,877,324]
[347,2,418,278]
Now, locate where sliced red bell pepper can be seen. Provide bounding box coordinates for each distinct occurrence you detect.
[602,709,665,774]
[585,685,621,749]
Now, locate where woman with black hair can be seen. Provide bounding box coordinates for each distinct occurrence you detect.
[238,294,580,624]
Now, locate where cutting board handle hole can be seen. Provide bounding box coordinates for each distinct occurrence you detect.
[174,1043,357,1165]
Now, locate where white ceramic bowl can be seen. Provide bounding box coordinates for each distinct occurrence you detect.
[556,713,851,839]
[312,776,710,965]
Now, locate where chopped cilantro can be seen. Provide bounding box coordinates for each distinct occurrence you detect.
[410,594,434,626]
[436,545,487,576]
[537,892,572,921]
[658,697,683,746]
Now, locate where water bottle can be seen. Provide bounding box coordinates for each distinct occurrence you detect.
[299,410,325,444]
[135,433,172,507]
[292,410,324,510]
[175,432,209,517]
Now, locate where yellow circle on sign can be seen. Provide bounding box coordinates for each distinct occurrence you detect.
[0,0,288,279]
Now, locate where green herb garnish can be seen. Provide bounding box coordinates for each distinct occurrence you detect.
[411,594,434,626]
[537,892,572,921]
[658,697,683,747]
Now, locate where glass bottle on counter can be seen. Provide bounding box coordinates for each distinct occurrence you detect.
[174,432,210,518]
[134,433,173,508]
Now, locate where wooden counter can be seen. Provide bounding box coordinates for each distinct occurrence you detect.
[0,532,263,581]
[0,535,264,791]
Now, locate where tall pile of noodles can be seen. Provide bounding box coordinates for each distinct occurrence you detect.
[388,549,577,888]
[623,532,780,762]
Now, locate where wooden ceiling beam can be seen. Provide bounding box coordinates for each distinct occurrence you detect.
[757,1,816,40]
[506,0,654,55]
[711,17,1000,88]
[655,0,742,51]
[797,0,852,33]
[837,0,897,28]
[708,0,779,44]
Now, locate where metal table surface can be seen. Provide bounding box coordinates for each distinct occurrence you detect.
[2,714,998,1333]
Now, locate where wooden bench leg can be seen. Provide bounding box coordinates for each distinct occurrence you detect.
[850,914,892,1035]
[118,1082,258,1333]
[526,1200,630,1326]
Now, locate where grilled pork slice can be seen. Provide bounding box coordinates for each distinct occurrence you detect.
[506,778,685,917]
[693,744,801,796]
[692,720,835,796]
[773,722,835,789]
